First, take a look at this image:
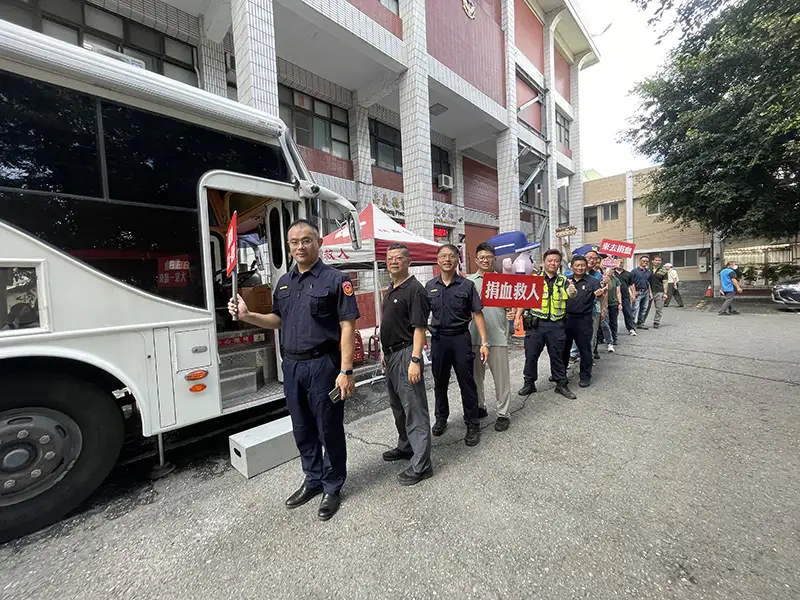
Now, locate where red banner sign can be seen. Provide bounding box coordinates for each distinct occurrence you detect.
[600,238,636,258]
[226,211,238,277]
[480,273,544,308]
[157,255,189,287]
[218,332,267,349]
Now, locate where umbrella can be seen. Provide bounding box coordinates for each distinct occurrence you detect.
[484,231,540,256]
[571,243,604,257]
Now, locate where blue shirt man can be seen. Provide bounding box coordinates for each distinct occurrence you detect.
[719,262,742,315]
[630,257,653,328]
[230,219,359,521]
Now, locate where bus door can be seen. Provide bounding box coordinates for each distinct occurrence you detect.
[264,199,300,381]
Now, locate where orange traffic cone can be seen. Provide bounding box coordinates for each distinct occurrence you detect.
[705,285,713,298]
[513,318,525,338]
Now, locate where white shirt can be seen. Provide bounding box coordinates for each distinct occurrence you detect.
[668,269,680,284]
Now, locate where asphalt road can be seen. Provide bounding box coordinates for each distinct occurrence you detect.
[1,305,799,600]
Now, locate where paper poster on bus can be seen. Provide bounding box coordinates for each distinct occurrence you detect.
[226,211,238,277]
[480,273,544,308]
[600,238,636,258]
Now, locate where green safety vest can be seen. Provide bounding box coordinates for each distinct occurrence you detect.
[529,275,569,321]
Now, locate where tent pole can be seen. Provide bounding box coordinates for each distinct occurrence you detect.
[373,260,382,327]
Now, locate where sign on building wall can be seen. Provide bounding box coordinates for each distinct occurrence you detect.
[555,225,577,238]
[372,188,462,228]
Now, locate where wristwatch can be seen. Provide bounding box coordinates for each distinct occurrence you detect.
[481,343,490,348]
[340,369,353,376]
[410,356,422,364]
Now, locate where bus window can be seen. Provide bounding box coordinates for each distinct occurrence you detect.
[1,266,40,332]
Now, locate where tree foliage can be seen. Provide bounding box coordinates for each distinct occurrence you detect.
[625,0,800,240]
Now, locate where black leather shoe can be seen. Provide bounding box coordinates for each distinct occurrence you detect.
[555,383,577,400]
[653,322,660,329]
[285,484,323,509]
[397,466,433,486]
[477,407,489,419]
[637,324,650,330]
[464,424,481,446]
[518,382,536,396]
[431,418,448,436]
[494,416,510,432]
[579,379,591,388]
[317,492,341,521]
[382,448,414,462]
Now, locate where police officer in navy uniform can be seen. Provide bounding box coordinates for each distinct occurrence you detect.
[425,244,490,447]
[229,219,359,521]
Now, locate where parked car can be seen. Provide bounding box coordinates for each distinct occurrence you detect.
[772,276,800,309]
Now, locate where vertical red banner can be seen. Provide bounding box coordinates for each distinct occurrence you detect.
[226,211,238,277]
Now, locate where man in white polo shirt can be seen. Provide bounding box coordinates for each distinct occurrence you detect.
[468,242,512,432]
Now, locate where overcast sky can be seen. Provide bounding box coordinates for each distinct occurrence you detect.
[574,0,678,177]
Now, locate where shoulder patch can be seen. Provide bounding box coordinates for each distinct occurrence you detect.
[342,281,354,296]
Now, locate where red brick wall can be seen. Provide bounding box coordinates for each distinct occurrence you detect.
[426,0,506,107]
[433,184,452,205]
[514,0,544,73]
[372,167,404,192]
[355,292,378,329]
[346,0,403,37]
[554,49,571,103]
[463,157,499,214]
[516,76,542,132]
[298,146,354,180]
[464,224,498,274]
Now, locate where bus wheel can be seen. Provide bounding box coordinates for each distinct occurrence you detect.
[0,373,124,543]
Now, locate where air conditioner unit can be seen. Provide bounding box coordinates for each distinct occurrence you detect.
[437,174,454,191]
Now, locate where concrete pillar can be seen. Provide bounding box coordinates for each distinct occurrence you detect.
[398,0,433,240]
[543,10,566,249]
[452,147,466,243]
[625,170,635,271]
[349,99,374,210]
[567,53,590,247]
[231,0,279,115]
[198,17,227,98]
[497,0,520,234]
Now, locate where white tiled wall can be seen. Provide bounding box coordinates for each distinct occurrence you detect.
[87,0,199,43]
[231,0,280,115]
[497,0,520,234]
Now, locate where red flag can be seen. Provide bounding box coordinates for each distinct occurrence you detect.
[226,211,238,277]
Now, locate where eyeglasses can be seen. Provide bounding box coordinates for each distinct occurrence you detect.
[476,255,494,262]
[288,238,315,248]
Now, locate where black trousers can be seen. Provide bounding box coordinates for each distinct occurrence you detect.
[607,304,619,344]
[282,354,346,494]
[431,331,479,425]
[523,319,567,384]
[621,295,636,331]
[665,283,684,307]
[563,314,593,383]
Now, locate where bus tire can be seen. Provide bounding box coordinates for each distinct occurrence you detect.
[0,372,124,543]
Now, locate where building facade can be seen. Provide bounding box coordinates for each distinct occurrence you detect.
[2,0,599,323]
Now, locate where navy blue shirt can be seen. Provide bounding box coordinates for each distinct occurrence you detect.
[271,260,360,354]
[565,274,601,316]
[630,267,653,292]
[425,273,483,333]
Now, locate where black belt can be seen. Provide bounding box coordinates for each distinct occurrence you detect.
[282,342,338,361]
[383,341,411,356]
[432,327,469,337]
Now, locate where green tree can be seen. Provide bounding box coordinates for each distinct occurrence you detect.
[625,0,800,240]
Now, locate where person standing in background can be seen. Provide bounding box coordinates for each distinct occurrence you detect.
[664,263,684,307]
[379,244,433,486]
[630,256,653,330]
[603,269,622,352]
[644,255,668,329]
[426,244,490,446]
[584,251,606,360]
[468,243,512,432]
[719,261,743,315]
[615,265,637,336]
[562,255,602,388]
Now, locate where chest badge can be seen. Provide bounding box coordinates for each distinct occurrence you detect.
[342,281,354,296]
[393,298,398,303]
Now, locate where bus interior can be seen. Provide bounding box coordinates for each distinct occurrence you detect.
[207,187,299,412]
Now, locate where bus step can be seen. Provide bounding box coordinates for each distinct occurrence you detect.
[220,366,264,400]
[219,345,278,381]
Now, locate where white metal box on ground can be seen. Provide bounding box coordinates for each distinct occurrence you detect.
[229,416,299,479]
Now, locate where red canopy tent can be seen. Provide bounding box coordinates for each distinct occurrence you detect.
[321,204,441,326]
[320,203,440,267]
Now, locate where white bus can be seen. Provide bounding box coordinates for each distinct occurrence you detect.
[0,21,362,542]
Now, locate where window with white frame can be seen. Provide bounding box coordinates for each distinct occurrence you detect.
[668,249,698,268]
[1,266,41,332]
[602,203,619,221]
[584,207,598,233]
[555,111,570,148]
[0,0,198,86]
[646,201,662,216]
[379,0,399,14]
[278,85,350,160]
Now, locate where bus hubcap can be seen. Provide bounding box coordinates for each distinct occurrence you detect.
[0,409,83,506]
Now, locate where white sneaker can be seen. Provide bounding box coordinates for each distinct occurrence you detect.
[629,329,637,336]
[607,344,615,353]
